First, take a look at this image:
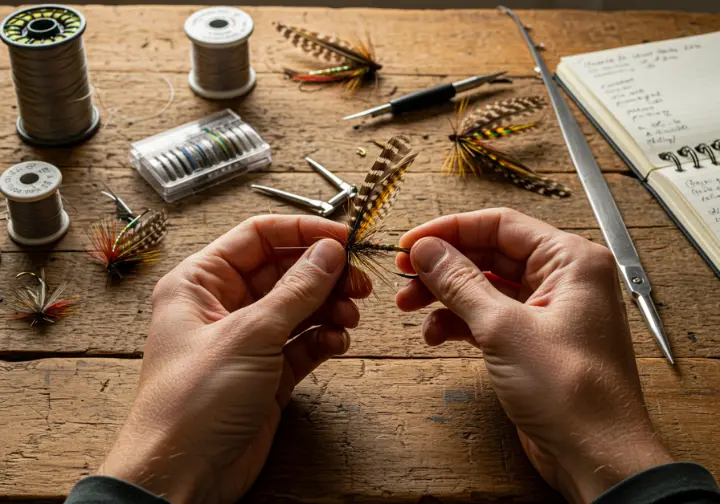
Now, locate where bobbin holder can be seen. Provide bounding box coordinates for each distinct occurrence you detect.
[130,109,271,202]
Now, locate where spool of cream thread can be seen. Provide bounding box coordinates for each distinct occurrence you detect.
[184,7,256,99]
[0,161,70,246]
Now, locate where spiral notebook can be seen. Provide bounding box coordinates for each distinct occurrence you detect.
[556,31,720,277]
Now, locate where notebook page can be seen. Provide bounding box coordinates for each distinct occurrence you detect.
[662,166,720,239]
[561,32,720,169]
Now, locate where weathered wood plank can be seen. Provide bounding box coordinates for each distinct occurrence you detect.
[0,228,717,359]
[1,7,718,75]
[0,72,627,174]
[0,171,672,254]
[1,357,718,501]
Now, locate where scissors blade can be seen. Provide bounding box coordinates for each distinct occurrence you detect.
[305,157,355,194]
[251,185,333,216]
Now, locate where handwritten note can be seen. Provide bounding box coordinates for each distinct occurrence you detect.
[665,167,720,239]
[562,32,720,168]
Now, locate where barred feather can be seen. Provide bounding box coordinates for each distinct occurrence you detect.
[274,22,380,90]
[459,96,546,137]
[468,143,571,198]
[348,135,411,231]
[344,136,417,289]
[352,153,416,243]
[274,22,375,67]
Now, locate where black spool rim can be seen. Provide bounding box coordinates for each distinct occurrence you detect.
[16,105,101,147]
[0,4,86,49]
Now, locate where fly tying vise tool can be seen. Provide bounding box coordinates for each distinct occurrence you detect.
[251,158,357,217]
[343,71,510,121]
[499,5,674,364]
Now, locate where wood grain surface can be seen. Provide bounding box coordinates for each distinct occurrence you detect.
[0,5,719,502]
[1,358,719,502]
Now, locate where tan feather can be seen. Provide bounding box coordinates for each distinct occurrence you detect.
[459,96,546,137]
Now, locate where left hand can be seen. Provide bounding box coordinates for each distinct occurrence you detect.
[98,215,370,503]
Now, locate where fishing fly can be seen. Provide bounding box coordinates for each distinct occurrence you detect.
[8,270,75,326]
[87,190,168,281]
[344,135,417,287]
[274,22,381,90]
[444,96,571,198]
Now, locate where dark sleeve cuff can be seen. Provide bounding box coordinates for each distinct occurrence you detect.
[65,475,170,504]
[594,462,720,504]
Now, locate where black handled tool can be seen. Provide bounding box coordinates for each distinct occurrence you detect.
[343,71,508,120]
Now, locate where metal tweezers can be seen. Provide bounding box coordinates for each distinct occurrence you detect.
[499,5,674,364]
[251,158,357,217]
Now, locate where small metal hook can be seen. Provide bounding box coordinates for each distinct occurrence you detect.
[101,187,135,222]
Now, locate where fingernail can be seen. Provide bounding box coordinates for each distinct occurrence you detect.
[339,329,351,354]
[319,328,351,355]
[412,238,447,274]
[308,239,344,273]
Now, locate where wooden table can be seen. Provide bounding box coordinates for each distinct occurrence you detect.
[1,5,719,502]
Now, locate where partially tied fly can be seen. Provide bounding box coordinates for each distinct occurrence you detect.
[274,22,381,91]
[344,135,417,287]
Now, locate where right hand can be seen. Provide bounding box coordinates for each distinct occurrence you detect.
[395,208,672,504]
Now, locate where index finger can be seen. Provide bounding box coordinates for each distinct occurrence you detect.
[206,214,348,274]
[396,208,562,276]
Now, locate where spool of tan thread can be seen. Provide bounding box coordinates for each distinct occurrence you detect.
[0,161,70,246]
[184,7,256,100]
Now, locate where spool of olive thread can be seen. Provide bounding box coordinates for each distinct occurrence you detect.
[0,161,70,246]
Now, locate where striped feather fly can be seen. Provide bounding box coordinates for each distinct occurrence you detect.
[87,203,168,282]
[444,96,571,198]
[274,22,381,91]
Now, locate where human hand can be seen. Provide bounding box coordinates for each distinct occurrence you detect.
[395,208,671,504]
[99,215,369,503]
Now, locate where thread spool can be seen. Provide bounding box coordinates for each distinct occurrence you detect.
[0,161,70,246]
[0,5,100,146]
[184,7,256,100]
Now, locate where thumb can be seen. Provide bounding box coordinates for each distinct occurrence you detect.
[410,237,511,329]
[256,238,346,334]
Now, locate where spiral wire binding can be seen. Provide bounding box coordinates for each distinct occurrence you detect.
[0,5,100,146]
[678,145,701,168]
[659,139,720,172]
[696,144,718,166]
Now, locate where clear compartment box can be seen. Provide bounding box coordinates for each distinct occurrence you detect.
[130,109,271,202]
